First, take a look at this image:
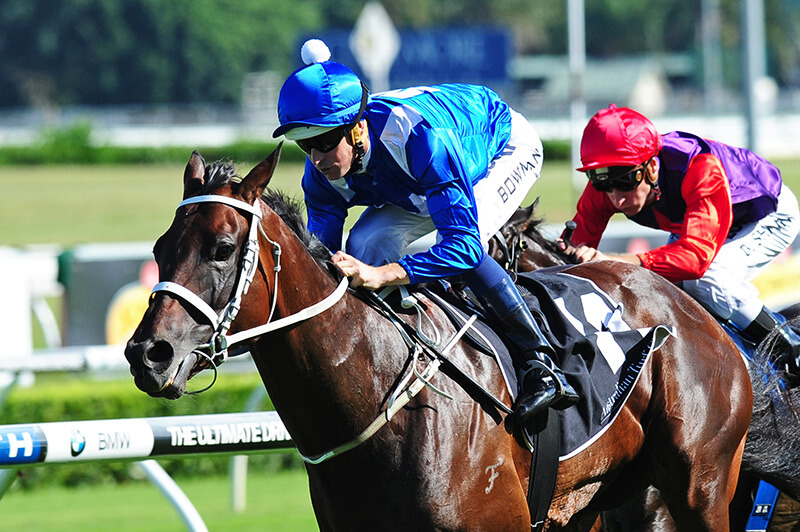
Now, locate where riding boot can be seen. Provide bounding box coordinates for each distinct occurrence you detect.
[477,276,579,425]
[741,306,800,373]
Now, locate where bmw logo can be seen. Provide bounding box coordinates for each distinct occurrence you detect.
[70,430,86,457]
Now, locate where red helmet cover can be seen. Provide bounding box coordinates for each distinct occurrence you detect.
[578,104,662,172]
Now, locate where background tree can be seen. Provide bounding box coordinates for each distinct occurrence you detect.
[0,0,798,108]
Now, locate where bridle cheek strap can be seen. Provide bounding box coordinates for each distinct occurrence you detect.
[150,193,348,369]
[151,194,265,365]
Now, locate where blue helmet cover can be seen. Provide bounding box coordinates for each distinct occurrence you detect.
[273,61,364,138]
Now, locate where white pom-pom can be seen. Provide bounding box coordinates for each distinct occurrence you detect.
[301,39,331,65]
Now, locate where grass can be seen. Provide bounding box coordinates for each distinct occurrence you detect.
[2,468,318,531]
[3,156,800,248]
[0,159,583,247]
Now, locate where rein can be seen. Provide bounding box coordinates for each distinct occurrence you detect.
[300,315,477,465]
[151,194,349,389]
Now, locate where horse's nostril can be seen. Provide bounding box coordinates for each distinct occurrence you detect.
[144,340,174,371]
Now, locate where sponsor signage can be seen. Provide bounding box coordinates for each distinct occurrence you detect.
[41,419,154,462]
[0,412,294,467]
[150,411,292,455]
[0,426,45,465]
[305,27,511,89]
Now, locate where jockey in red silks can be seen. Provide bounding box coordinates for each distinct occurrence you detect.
[272,39,578,424]
[566,104,800,368]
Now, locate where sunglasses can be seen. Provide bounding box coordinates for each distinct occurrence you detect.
[587,160,650,192]
[295,125,350,154]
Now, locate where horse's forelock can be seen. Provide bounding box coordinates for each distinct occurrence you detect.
[200,160,238,193]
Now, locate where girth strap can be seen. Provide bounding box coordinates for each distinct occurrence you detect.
[364,289,513,416]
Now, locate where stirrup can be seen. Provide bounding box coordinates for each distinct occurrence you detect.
[520,360,563,394]
[518,360,578,410]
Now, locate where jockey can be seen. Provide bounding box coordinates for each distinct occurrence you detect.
[566,104,800,368]
[272,39,578,424]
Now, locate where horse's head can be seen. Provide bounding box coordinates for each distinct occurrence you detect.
[125,145,281,398]
[489,198,575,271]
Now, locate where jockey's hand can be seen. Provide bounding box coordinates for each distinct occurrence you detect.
[570,246,642,266]
[572,245,608,263]
[331,251,410,290]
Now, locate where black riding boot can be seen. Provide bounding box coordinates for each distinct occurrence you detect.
[478,277,579,425]
[741,306,800,373]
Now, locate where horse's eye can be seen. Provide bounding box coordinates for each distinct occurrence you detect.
[213,243,236,262]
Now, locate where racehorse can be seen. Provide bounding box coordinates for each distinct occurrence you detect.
[490,201,800,530]
[125,146,753,531]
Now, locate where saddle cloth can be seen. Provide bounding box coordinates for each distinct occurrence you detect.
[514,270,674,458]
[424,270,674,459]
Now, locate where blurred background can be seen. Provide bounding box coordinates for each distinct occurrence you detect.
[3,0,800,154]
[2,1,800,530]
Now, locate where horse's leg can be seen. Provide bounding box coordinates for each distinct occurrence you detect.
[648,347,751,531]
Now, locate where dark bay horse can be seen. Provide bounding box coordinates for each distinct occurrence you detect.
[125,146,752,531]
[490,201,800,531]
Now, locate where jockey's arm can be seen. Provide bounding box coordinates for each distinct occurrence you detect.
[574,246,643,266]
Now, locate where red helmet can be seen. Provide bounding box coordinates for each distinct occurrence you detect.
[577,104,662,172]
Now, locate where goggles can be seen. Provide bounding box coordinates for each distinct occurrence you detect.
[294,82,370,155]
[295,125,350,154]
[587,159,651,192]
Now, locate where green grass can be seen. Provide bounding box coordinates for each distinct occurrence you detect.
[0,159,583,247]
[2,468,318,531]
[4,157,800,247]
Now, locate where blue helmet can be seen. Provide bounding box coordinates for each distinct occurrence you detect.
[273,50,368,140]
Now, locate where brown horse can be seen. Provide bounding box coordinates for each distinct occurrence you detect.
[490,201,800,531]
[125,146,752,531]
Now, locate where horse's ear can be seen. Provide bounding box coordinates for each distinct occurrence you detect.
[518,198,539,232]
[240,142,282,203]
[183,151,206,199]
[530,197,540,215]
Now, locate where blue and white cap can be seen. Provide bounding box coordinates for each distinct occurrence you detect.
[273,39,368,140]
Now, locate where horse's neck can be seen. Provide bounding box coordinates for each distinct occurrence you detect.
[261,210,341,318]
[248,220,408,449]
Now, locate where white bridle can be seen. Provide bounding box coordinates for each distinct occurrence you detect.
[151,194,348,372]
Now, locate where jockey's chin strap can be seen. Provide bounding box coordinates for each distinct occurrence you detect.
[151,194,349,380]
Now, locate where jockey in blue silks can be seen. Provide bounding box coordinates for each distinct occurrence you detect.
[272,39,578,424]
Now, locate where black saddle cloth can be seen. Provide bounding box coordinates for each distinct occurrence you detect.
[514,270,673,457]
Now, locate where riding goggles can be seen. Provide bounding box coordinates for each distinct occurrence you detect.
[295,125,350,154]
[294,82,370,155]
[586,159,651,192]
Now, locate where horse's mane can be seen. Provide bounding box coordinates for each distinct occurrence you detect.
[200,161,332,264]
[520,216,579,265]
[261,188,332,263]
